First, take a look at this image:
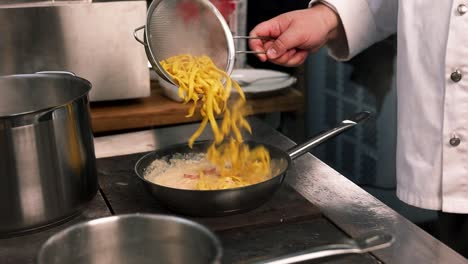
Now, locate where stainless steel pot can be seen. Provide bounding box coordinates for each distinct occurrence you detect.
[37,214,223,264]
[0,71,98,237]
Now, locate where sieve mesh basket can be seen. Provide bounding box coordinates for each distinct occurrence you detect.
[134,0,236,85]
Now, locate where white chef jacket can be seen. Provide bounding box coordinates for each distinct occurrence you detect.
[309,0,468,213]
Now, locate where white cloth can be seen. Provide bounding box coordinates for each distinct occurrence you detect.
[309,0,468,213]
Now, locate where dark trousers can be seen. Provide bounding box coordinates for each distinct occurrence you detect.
[437,212,468,258]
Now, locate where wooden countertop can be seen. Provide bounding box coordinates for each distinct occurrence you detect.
[90,81,304,134]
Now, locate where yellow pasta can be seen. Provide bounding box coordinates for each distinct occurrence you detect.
[160,54,271,190]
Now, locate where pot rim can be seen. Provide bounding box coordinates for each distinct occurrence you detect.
[36,213,223,264]
[0,73,91,120]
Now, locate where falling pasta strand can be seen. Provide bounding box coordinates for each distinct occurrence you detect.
[160,54,271,190]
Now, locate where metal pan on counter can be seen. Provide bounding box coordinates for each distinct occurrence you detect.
[37,213,394,264]
[37,214,223,264]
[134,111,371,217]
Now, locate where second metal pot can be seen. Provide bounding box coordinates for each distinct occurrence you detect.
[0,72,98,237]
[37,214,222,264]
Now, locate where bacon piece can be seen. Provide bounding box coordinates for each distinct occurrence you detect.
[203,167,217,174]
[183,174,199,179]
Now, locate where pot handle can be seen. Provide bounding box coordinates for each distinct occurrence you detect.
[35,71,76,76]
[287,111,371,160]
[253,232,394,264]
[134,25,147,46]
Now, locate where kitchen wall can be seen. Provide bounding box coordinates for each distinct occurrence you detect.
[0,1,150,101]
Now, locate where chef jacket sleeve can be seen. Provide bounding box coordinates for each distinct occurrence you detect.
[309,0,398,60]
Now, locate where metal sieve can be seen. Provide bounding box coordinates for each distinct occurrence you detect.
[134,0,264,86]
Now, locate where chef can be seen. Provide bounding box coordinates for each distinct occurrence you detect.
[248,0,468,257]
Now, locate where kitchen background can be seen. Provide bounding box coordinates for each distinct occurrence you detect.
[0,0,440,241]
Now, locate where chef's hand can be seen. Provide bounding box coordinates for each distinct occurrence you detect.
[249,4,343,67]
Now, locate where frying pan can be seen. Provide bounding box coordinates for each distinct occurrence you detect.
[134,111,370,216]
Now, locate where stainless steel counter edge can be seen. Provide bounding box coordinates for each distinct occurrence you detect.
[94,119,467,264]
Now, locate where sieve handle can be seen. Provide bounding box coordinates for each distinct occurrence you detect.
[234,36,272,54]
[233,36,273,40]
[236,51,266,54]
[133,25,147,46]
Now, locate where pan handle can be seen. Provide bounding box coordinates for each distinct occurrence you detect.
[287,111,371,160]
[253,232,394,264]
[233,36,272,54]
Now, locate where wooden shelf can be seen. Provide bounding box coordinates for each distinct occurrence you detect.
[90,81,304,133]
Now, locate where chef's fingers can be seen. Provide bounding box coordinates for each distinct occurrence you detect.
[248,40,266,61]
[284,50,309,67]
[269,49,309,67]
[268,49,297,65]
[264,26,309,60]
[249,18,283,61]
[251,20,309,61]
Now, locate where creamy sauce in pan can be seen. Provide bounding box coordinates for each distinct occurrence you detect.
[143,153,287,190]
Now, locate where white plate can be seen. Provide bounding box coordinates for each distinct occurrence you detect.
[157,75,184,102]
[231,68,297,95]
